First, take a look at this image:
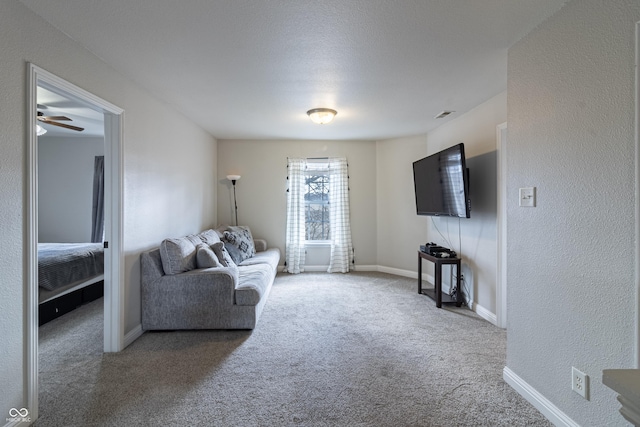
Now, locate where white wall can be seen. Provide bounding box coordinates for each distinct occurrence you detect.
[375,134,429,272]
[216,139,377,267]
[0,0,217,419]
[506,0,639,425]
[38,136,104,243]
[376,92,506,315]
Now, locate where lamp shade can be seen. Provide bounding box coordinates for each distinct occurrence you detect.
[226,175,241,181]
[307,108,337,125]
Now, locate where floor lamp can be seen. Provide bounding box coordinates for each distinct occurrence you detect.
[226,175,240,226]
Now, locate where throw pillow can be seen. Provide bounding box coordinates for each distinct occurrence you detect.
[222,226,256,263]
[210,241,236,268]
[198,229,221,246]
[223,242,244,265]
[159,237,197,275]
[185,233,203,246]
[195,243,222,269]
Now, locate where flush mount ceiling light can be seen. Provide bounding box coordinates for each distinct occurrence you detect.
[307,108,337,125]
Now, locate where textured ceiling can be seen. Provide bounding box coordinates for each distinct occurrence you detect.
[22,0,567,140]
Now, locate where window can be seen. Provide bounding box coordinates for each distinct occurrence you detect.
[304,172,330,241]
[285,157,352,273]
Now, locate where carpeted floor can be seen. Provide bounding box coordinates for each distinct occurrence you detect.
[37,272,551,426]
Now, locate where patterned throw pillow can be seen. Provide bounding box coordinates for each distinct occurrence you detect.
[222,226,256,263]
[195,243,222,269]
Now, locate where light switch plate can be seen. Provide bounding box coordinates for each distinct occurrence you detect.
[519,187,536,207]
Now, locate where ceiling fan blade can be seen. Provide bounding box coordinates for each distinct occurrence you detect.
[40,119,84,132]
[38,115,72,121]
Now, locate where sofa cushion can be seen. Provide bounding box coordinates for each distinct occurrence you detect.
[159,237,197,275]
[235,264,273,306]
[222,226,256,263]
[195,243,222,269]
[238,248,280,273]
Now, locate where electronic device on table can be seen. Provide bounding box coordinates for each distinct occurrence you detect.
[420,242,457,258]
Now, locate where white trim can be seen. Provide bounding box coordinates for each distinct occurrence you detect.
[304,240,331,247]
[474,303,497,325]
[503,367,579,427]
[635,21,640,369]
[26,62,39,423]
[103,111,125,352]
[352,265,378,272]
[496,122,508,329]
[300,265,330,272]
[27,64,126,422]
[377,265,433,283]
[124,324,144,348]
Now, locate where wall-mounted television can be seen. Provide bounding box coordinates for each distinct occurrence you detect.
[413,143,471,218]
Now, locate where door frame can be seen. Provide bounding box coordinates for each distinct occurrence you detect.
[635,21,640,368]
[26,63,125,420]
[496,122,507,329]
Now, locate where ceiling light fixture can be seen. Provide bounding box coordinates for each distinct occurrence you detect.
[307,108,337,125]
[36,124,47,136]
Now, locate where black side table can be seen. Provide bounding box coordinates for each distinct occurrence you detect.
[418,251,463,308]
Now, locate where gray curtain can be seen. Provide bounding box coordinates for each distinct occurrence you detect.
[91,156,105,243]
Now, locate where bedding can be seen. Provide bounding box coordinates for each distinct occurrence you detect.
[38,243,104,292]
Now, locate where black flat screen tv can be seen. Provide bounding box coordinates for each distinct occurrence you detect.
[413,143,470,218]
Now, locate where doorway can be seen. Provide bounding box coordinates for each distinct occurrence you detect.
[26,64,124,421]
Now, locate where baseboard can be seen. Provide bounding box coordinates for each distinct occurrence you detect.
[353,264,378,271]
[377,265,435,284]
[279,265,382,273]
[123,324,144,349]
[301,265,329,272]
[474,303,497,326]
[503,367,579,427]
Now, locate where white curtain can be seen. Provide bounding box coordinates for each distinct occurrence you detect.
[284,158,306,273]
[327,157,353,273]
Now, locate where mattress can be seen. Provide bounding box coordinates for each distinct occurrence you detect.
[38,242,104,291]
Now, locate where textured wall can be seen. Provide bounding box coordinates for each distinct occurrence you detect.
[216,139,377,267]
[0,0,216,419]
[506,0,639,425]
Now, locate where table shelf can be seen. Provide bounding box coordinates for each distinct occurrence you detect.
[418,251,463,308]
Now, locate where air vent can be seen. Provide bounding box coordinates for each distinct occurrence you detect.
[434,110,455,119]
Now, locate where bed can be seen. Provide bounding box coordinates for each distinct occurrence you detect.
[38,242,105,325]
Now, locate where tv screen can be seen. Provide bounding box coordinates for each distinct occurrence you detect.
[413,143,470,218]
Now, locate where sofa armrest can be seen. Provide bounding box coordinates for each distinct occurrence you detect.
[253,239,267,252]
[141,267,241,330]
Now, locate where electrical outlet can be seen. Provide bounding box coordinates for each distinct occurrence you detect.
[572,367,589,400]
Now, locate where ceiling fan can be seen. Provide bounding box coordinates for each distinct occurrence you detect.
[37,105,84,132]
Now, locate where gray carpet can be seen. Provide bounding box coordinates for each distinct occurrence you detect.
[37,272,551,426]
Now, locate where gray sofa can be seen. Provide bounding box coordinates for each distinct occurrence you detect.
[140,228,280,330]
